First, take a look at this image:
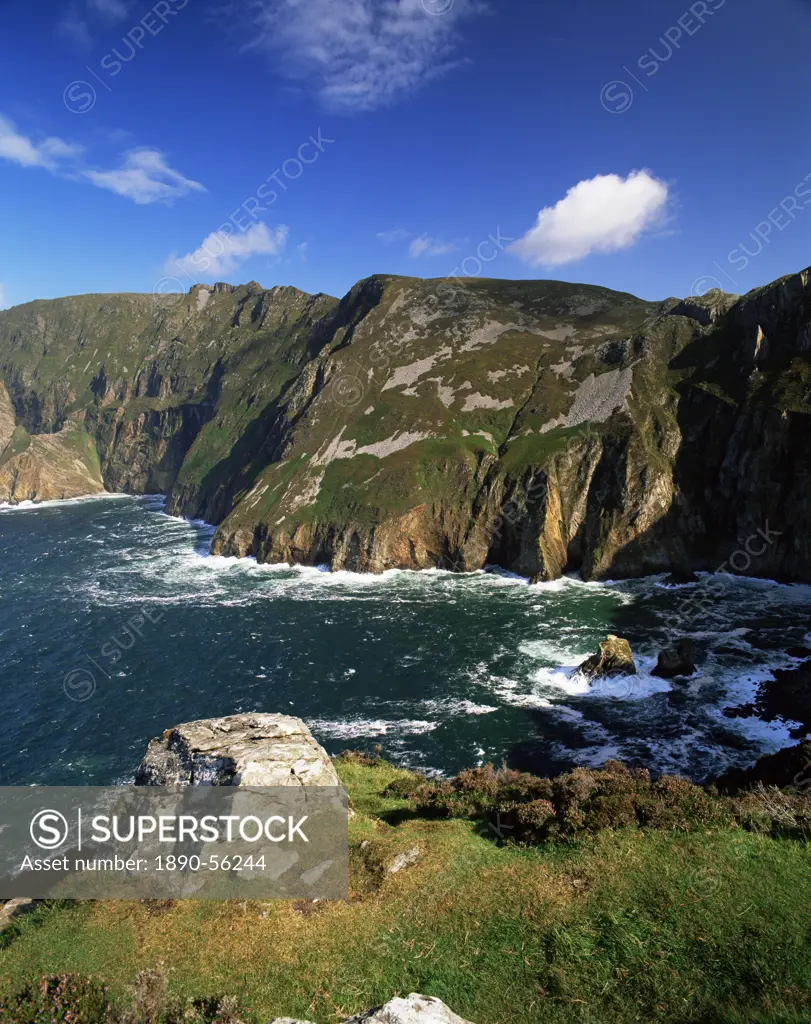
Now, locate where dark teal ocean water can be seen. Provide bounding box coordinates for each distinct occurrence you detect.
[1,494,809,786]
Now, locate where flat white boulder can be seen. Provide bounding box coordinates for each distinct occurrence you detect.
[346,994,475,1024]
[269,994,475,1024]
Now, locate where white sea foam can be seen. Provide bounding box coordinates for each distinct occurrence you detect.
[518,638,588,667]
[0,492,130,512]
[418,698,499,716]
[309,718,439,739]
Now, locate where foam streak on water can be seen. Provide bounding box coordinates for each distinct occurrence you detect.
[0,494,809,785]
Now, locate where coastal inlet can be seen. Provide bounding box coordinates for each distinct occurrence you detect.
[1,494,810,786]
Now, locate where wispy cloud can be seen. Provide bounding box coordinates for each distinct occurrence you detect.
[169,223,289,279]
[376,227,411,245]
[58,12,94,49]
[248,0,486,111]
[0,284,7,311]
[0,115,84,170]
[0,114,204,206]
[83,149,205,205]
[376,227,462,257]
[87,0,131,17]
[510,170,670,267]
[58,0,130,50]
[408,233,462,258]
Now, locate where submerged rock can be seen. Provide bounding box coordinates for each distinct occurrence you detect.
[134,713,340,786]
[662,569,700,585]
[652,639,697,679]
[577,635,637,680]
[269,994,476,1024]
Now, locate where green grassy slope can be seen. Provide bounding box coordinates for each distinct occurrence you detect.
[2,758,809,1024]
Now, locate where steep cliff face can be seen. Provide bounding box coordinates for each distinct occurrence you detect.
[0,283,337,506]
[0,382,105,503]
[1,268,810,581]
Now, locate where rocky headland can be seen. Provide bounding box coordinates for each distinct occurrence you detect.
[1,267,810,583]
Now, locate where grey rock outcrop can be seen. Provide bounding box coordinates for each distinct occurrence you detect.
[669,289,739,327]
[0,898,40,934]
[269,994,476,1024]
[135,713,341,786]
[386,846,421,874]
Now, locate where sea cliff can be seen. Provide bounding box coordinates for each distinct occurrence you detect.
[2,269,810,581]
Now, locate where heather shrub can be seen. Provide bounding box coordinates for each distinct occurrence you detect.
[406,759,742,843]
[0,972,115,1023]
[119,967,246,1024]
[121,967,167,1024]
[349,839,390,895]
[726,784,811,839]
[0,969,247,1024]
[410,763,553,820]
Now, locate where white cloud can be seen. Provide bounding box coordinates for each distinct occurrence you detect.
[0,115,202,207]
[0,284,6,311]
[510,170,670,268]
[249,0,485,111]
[408,233,461,258]
[169,223,289,279]
[87,0,130,17]
[82,149,206,205]
[0,115,84,170]
[376,227,411,245]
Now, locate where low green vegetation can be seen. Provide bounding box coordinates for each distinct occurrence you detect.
[0,424,30,469]
[2,756,810,1023]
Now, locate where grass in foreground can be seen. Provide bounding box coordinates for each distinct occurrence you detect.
[1,756,810,1023]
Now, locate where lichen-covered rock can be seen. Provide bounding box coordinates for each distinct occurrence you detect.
[267,994,476,1024]
[386,846,421,874]
[668,290,739,326]
[344,994,475,1024]
[0,898,40,933]
[134,713,341,786]
[577,635,637,680]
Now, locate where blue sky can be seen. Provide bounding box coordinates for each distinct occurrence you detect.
[1,0,810,309]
